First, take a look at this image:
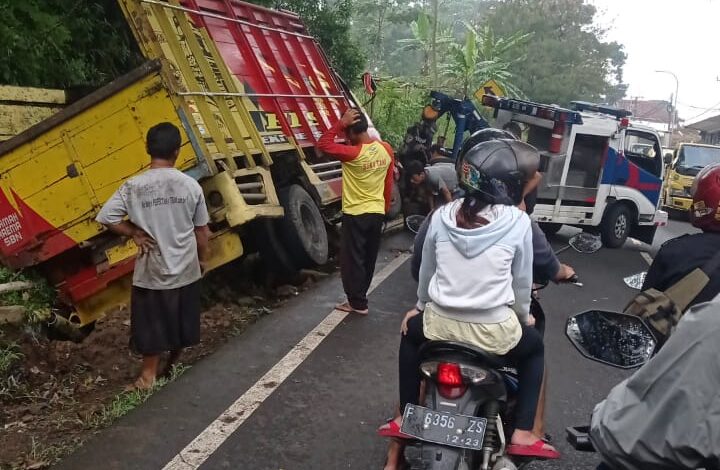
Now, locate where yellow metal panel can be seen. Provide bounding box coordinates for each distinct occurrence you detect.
[0,85,67,105]
[71,230,244,325]
[25,177,95,227]
[6,143,72,198]
[68,109,143,167]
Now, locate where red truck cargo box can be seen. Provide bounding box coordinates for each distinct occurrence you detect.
[180,0,350,148]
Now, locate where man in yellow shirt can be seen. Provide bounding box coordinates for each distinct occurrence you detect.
[318,109,394,314]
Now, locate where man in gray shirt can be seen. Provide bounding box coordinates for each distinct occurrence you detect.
[406,157,459,211]
[96,122,210,390]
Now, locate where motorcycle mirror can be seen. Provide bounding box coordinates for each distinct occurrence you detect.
[405,215,426,235]
[566,310,657,369]
[568,233,602,254]
[624,272,647,290]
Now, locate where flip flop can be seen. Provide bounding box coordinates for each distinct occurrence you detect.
[377,418,411,439]
[335,302,369,315]
[506,439,560,459]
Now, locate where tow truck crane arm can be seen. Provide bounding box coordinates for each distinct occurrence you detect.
[429,91,489,160]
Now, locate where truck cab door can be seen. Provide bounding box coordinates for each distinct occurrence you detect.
[612,129,664,208]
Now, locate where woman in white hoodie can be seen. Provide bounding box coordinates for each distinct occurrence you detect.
[379,139,559,465]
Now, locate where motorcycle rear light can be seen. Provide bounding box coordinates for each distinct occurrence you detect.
[437,384,467,399]
[437,363,463,386]
[420,361,489,384]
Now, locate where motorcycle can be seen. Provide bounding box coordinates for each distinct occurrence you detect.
[564,310,657,456]
[398,233,600,470]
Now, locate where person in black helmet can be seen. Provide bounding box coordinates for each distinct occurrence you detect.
[378,138,560,464]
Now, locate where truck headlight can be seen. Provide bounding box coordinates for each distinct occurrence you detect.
[669,188,688,197]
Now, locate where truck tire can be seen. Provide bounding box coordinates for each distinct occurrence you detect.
[539,222,562,237]
[386,183,402,220]
[600,204,632,248]
[278,184,329,268]
[255,219,298,277]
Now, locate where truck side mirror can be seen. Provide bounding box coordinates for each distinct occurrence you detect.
[663,153,673,165]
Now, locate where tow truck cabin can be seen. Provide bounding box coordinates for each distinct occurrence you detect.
[482,96,668,248]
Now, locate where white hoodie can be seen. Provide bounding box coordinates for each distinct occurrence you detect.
[416,200,533,324]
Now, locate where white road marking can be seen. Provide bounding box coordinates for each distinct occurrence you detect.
[641,252,654,265]
[162,253,411,470]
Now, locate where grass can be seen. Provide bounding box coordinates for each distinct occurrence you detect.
[0,266,56,326]
[0,341,22,376]
[82,363,190,429]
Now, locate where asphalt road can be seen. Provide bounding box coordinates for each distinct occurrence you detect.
[53,219,699,470]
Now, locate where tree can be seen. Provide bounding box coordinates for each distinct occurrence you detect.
[394,11,453,78]
[0,0,141,88]
[485,0,627,105]
[442,24,531,97]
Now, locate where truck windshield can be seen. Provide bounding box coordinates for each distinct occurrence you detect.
[677,146,720,176]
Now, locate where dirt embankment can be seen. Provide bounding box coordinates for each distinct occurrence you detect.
[0,256,330,470]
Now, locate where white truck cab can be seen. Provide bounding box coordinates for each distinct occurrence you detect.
[482,96,668,247]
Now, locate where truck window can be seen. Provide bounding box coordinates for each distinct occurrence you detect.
[527,125,551,152]
[567,134,607,188]
[676,145,720,176]
[624,131,662,177]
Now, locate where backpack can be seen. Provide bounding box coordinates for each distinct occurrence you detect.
[624,250,720,346]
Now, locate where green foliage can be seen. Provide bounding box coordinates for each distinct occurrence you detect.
[0,267,55,324]
[360,78,428,148]
[83,363,189,429]
[0,340,22,377]
[0,0,142,88]
[395,11,453,78]
[442,24,531,97]
[484,0,627,105]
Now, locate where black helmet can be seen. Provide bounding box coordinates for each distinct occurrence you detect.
[460,128,517,158]
[457,139,540,205]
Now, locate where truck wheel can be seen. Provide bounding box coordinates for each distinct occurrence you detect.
[386,184,402,220]
[255,219,298,277]
[600,204,632,248]
[539,222,562,237]
[278,185,329,268]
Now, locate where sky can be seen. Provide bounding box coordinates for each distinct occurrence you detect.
[589,0,720,124]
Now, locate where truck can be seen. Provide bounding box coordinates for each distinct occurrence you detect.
[482,96,668,248]
[663,142,720,212]
[0,0,372,335]
[0,85,68,142]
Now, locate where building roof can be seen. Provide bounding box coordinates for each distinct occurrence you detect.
[686,113,720,132]
[617,99,672,124]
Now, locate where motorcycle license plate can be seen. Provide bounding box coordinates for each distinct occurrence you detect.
[400,404,487,450]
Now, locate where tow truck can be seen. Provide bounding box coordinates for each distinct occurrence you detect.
[482,95,668,247]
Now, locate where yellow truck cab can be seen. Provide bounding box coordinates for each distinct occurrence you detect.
[664,143,720,211]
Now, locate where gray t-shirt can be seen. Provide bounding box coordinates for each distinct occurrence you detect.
[96,168,210,290]
[425,162,459,204]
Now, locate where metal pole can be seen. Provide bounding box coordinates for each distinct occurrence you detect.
[655,70,679,143]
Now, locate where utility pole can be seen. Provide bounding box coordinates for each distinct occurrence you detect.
[655,70,679,139]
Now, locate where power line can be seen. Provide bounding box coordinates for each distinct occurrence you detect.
[685,100,720,122]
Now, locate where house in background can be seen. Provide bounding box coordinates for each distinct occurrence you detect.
[617,98,674,146]
[686,114,720,145]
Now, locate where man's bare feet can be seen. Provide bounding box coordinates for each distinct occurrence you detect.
[335,302,369,315]
[124,376,155,392]
[383,438,405,470]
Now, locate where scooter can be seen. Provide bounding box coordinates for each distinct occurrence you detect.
[398,233,599,469]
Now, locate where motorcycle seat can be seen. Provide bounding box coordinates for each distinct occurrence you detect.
[419,340,508,370]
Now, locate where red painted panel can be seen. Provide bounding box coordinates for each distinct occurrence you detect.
[180,0,351,147]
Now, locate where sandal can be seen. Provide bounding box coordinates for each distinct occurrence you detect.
[335,302,369,315]
[506,439,560,459]
[377,418,411,439]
